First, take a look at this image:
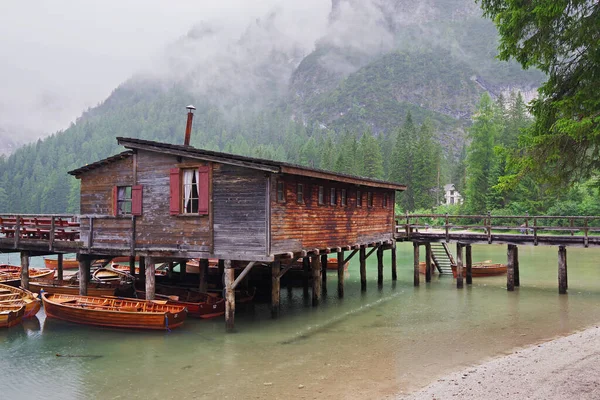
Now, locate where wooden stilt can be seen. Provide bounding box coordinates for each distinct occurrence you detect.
[514,245,520,287]
[78,256,88,296]
[271,261,281,318]
[377,245,384,287]
[138,257,146,284]
[311,255,322,306]
[391,241,397,281]
[507,244,516,291]
[199,259,209,293]
[180,257,188,281]
[224,260,236,332]
[20,251,30,291]
[302,257,310,297]
[425,243,432,283]
[218,259,225,277]
[413,242,420,286]
[360,245,367,292]
[465,244,472,285]
[337,250,345,298]
[145,257,156,300]
[321,254,328,295]
[558,246,567,294]
[57,253,64,281]
[456,243,464,289]
[129,256,136,276]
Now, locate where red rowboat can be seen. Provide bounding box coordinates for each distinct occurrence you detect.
[135,287,225,319]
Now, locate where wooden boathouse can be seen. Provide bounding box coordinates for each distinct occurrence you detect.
[0,133,406,330]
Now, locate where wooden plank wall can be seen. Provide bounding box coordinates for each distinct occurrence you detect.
[213,164,268,257]
[79,157,133,215]
[270,175,395,254]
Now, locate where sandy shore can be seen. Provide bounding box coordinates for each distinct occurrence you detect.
[399,325,600,400]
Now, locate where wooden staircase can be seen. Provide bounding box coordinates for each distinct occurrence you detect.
[430,242,455,275]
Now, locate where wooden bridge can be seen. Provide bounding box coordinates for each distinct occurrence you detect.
[395,213,600,294]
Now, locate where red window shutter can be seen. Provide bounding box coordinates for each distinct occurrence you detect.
[198,165,210,215]
[131,185,143,216]
[112,186,118,216]
[169,168,180,215]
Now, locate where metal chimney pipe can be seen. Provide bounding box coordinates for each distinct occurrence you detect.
[184,105,196,146]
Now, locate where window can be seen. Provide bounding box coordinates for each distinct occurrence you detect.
[277,181,285,203]
[117,186,132,215]
[367,192,373,207]
[318,186,325,205]
[170,166,209,215]
[297,183,304,204]
[330,188,337,206]
[356,190,362,207]
[341,189,347,206]
[383,193,388,208]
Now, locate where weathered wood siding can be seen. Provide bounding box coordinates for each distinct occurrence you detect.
[270,175,395,254]
[212,164,268,257]
[134,151,211,251]
[79,157,133,215]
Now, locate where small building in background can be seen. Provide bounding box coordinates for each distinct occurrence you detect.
[443,183,463,205]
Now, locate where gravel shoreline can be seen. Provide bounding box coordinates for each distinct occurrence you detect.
[398,325,600,400]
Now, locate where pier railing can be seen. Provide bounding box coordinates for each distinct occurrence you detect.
[0,214,80,251]
[396,214,600,247]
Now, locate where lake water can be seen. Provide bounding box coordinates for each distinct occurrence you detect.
[2,243,600,399]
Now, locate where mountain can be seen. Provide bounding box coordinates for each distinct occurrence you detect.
[0,0,544,213]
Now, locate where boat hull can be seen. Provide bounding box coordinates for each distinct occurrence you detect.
[136,290,225,319]
[29,280,118,296]
[451,263,507,278]
[44,258,80,270]
[0,304,25,328]
[42,293,187,330]
[0,283,42,318]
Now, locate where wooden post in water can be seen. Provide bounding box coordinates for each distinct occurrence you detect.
[377,245,384,287]
[77,255,88,296]
[129,256,136,276]
[465,244,472,285]
[271,260,280,318]
[145,257,156,300]
[321,254,328,295]
[224,260,236,332]
[514,245,520,287]
[138,256,146,284]
[57,253,64,281]
[311,255,322,306]
[302,257,310,297]
[20,251,30,291]
[199,259,209,293]
[558,246,567,294]
[391,241,397,281]
[425,243,432,283]
[360,245,367,292]
[456,243,464,289]
[337,250,345,298]
[507,244,516,291]
[413,242,420,286]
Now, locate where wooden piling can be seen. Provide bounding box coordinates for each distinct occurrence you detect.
[129,256,136,276]
[57,253,64,281]
[20,251,30,291]
[224,260,236,332]
[271,260,280,318]
[456,243,463,289]
[514,245,520,287]
[425,243,432,283]
[302,256,310,297]
[145,257,156,300]
[78,257,88,296]
[558,246,567,294]
[377,245,384,287]
[311,255,322,306]
[360,245,367,291]
[337,250,345,298]
[321,254,328,294]
[465,244,472,285]
[199,259,209,293]
[391,241,397,281]
[218,259,225,277]
[413,242,420,286]
[138,257,146,284]
[507,244,516,291]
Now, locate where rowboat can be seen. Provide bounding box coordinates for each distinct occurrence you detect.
[418,261,436,275]
[0,283,42,318]
[185,259,219,274]
[111,263,168,277]
[135,287,225,319]
[29,279,119,296]
[451,262,507,278]
[41,293,188,330]
[325,257,349,271]
[0,265,55,286]
[0,304,26,328]
[92,267,134,282]
[43,258,79,270]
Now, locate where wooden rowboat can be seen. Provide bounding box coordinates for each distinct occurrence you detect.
[451,262,507,278]
[111,263,168,277]
[0,283,41,318]
[0,304,26,328]
[418,261,436,275]
[325,257,349,271]
[29,279,119,297]
[92,267,134,282]
[43,258,79,270]
[0,265,55,286]
[135,288,225,319]
[41,293,188,330]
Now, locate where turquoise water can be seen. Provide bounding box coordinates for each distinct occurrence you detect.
[2,244,600,399]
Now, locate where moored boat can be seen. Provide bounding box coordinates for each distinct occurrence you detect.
[92,266,134,282]
[41,293,188,330]
[135,287,225,319]
[29,279,119,297]
[0,304,26,328]
[325,257,349,271]
[111,263,167,277]
[0,265,55,286]
[43,258,79,270]
[451,262,507,278]
[0,283,42,318]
